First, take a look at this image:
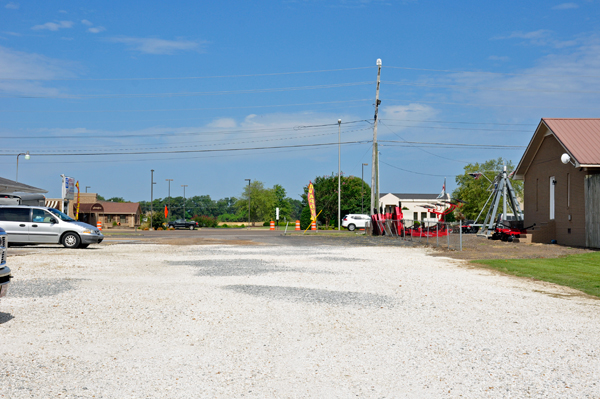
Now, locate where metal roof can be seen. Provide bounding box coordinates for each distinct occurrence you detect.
[543,118,600,166]
[380,193,441,200]
[0,177,48,194]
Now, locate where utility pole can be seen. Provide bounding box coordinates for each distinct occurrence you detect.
[166,179,173,222]
[245,179,251,227]
[181,185,188,219]
[362,163,368,214]
[150,170,156,229]
[371,58,382,216]
[338,118,342,231]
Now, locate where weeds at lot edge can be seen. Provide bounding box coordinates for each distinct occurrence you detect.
[472,252,600,298]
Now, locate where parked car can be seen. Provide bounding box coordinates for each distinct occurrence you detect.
[341,214,371,231]
[0,205,103,249]
[167,219,199,230]
[0,227,11,298]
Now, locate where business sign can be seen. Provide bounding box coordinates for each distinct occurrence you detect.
[276,207,279,221]
[61,175,75,200]
[307,182,316,221]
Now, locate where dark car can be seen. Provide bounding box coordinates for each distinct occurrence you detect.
[0,227,11,299]
[167,219,199,230]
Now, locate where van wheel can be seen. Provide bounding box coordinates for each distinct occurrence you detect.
[189,225,194,230]
[62,233,81,249]
[348,224,356,231]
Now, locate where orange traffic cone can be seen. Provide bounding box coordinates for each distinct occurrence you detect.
[97,221,102,231]
[270,221,275,231]
[295,220,300,230]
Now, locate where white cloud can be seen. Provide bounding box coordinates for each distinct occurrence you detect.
[88,26,106,34]
[3,31,22,37]
[0,45,77,96]
[31,21,74,31]
[446,36,600,118]
[108,37,205,54]
[493,29,578,48]
[552,2,579,9]
[5,2,18,9]
[488,55,510,61]
[207,118,237,128]
[81,19,93,26]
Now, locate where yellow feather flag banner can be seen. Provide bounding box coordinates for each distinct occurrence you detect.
[75,181,80,220]
[308,182,316,221]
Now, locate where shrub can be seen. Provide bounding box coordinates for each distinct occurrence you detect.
[263,221,270,227]
[112,221,118,227]
[193,215,218,228]
[222,224,229,228]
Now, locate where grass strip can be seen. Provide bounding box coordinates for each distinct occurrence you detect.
[472,252,600,298]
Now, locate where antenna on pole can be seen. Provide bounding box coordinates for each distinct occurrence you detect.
[371,58,382,215]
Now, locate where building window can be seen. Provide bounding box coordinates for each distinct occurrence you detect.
[413,212,418,221]
[421,212,427,221]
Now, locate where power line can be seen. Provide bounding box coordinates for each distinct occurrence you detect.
[380,140,524,149]
[0,140,370,157]
[380,160,452,177]
[379,118,534,127]
[384,65,600,79]
[2,82,373,99]
[0,67,374,81]
[0,120,369,140]
[0,98,372,113]
[384,80,600,95]
[383,98,600,110]
[379,123,531,133]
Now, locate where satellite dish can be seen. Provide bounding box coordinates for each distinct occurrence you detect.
[561,153,571,165]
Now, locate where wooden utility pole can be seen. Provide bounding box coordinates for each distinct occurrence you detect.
[371,59,382,215]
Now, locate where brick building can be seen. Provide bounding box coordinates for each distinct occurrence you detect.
[514,118,600,248]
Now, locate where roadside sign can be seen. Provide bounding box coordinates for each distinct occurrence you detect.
[61,175,75,200]
[276,207,279,220]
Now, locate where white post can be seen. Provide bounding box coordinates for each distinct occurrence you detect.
[338,119,341,231]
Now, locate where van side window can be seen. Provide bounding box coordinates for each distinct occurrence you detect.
[32,209,56,223]
[0,207,31,222]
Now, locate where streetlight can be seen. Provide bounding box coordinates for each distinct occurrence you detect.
[150,170,156,229]
[85,186,91,193]
[16,151,30,182]
[338,119,342,231]
[245,179,251,227]
[362,163,368,214]
[181,185,188,219]
[166,179,173,221]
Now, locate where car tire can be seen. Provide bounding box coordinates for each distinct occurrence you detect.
[189,225,194,230]
[62,233,81,249]
[348,224,356,231]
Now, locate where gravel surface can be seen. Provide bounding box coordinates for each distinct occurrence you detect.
[2,243,600,398]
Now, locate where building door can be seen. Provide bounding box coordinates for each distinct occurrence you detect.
[550,176,555,220]
[585,174,600,248]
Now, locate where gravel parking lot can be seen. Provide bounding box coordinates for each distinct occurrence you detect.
[2,242,600,398]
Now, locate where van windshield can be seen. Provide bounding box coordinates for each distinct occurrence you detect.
[48,208,75,222]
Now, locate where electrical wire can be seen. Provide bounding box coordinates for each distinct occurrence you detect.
[380,160,452,177]
[379,140,525,149]
[383,80,600,95]
[0,140,370,157]
[384,65,600,79]
[2,82,373,99]
[379,123,531,133]
[379,118,535,127]
[0,98,372,113]
[383,98,600,111]
[0,67,374,81]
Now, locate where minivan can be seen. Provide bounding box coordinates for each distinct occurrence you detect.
[0,205,103,248]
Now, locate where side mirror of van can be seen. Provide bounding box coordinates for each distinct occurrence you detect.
[51,218,58,224]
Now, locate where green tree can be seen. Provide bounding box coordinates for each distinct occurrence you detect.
[235,181,276,226]
[106,197,127,203]
[301,173,370,227]
[452,158,523,220]
[287,198,303,220]
[150,211,166,229]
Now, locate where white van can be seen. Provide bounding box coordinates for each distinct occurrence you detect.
[0,205,103,249]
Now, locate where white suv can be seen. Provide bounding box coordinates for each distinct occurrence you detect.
[341,214,371,231]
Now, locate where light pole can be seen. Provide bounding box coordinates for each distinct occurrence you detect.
[85,186,91,193]
[338,119,342,231]
[150,170,156,229]
[181,185,188,219]
[371,58,382,216]
[16,151,30,182]
[362,163,368,214]
[166,179,173,221]
[245,179,251,227]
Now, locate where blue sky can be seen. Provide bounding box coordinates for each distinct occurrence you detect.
[1,0,600,202]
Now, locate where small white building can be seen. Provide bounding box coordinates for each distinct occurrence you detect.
[379,193,451,223]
